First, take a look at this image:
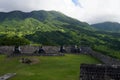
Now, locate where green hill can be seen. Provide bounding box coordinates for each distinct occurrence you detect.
[0,10,94,46]
[0,10,120,58]
[0,10,93,36]
[91,22,120,32]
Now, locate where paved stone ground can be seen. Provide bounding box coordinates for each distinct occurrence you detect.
[0,73,16,80]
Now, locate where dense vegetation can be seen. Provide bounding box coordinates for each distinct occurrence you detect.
[91,22,120,33]
[0,54,101,80]
[0,10,120,58]
[0,35,30,46]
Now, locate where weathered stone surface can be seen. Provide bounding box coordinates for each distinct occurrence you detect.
[80,64,120,80]
[0,73,16,80]
[0,46,14,54]
[0,46,81,54]
[0,46,60,54]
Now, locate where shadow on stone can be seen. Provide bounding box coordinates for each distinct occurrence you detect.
[34,46,46,54]
[13,46,21,54]
[59,46,66,53]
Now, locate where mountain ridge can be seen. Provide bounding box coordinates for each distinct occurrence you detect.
[91,22,120,32]
[0,10,93,35]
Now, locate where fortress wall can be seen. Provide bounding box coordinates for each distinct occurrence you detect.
[20,46,38,54]
[0,46,66,54]
[80,64,120,80]
[89,51,120,65]
[0,46,77,54]
[0,46,14,54]
[80,47,120,65]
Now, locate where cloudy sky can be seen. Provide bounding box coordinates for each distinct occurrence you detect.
[0,0,120,24]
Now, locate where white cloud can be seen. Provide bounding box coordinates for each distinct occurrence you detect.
[0,0,120,24]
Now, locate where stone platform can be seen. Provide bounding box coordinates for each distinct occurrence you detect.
[0,73,16,80]
[80,64,120,80]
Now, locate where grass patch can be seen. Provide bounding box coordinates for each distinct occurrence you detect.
[0,54,101,80]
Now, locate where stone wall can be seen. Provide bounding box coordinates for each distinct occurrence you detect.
[20,46,60,54]
[0,46,14,54]
[0,46,62,54]
[80,47,120,65]
[0,45,75,54]
[80,64,120,80]
[90,51,120,65]
[0,45,82,54]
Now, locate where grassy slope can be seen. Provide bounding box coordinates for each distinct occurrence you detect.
[0,54,100,80]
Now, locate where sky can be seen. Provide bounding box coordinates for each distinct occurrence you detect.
[0,0,120,24]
